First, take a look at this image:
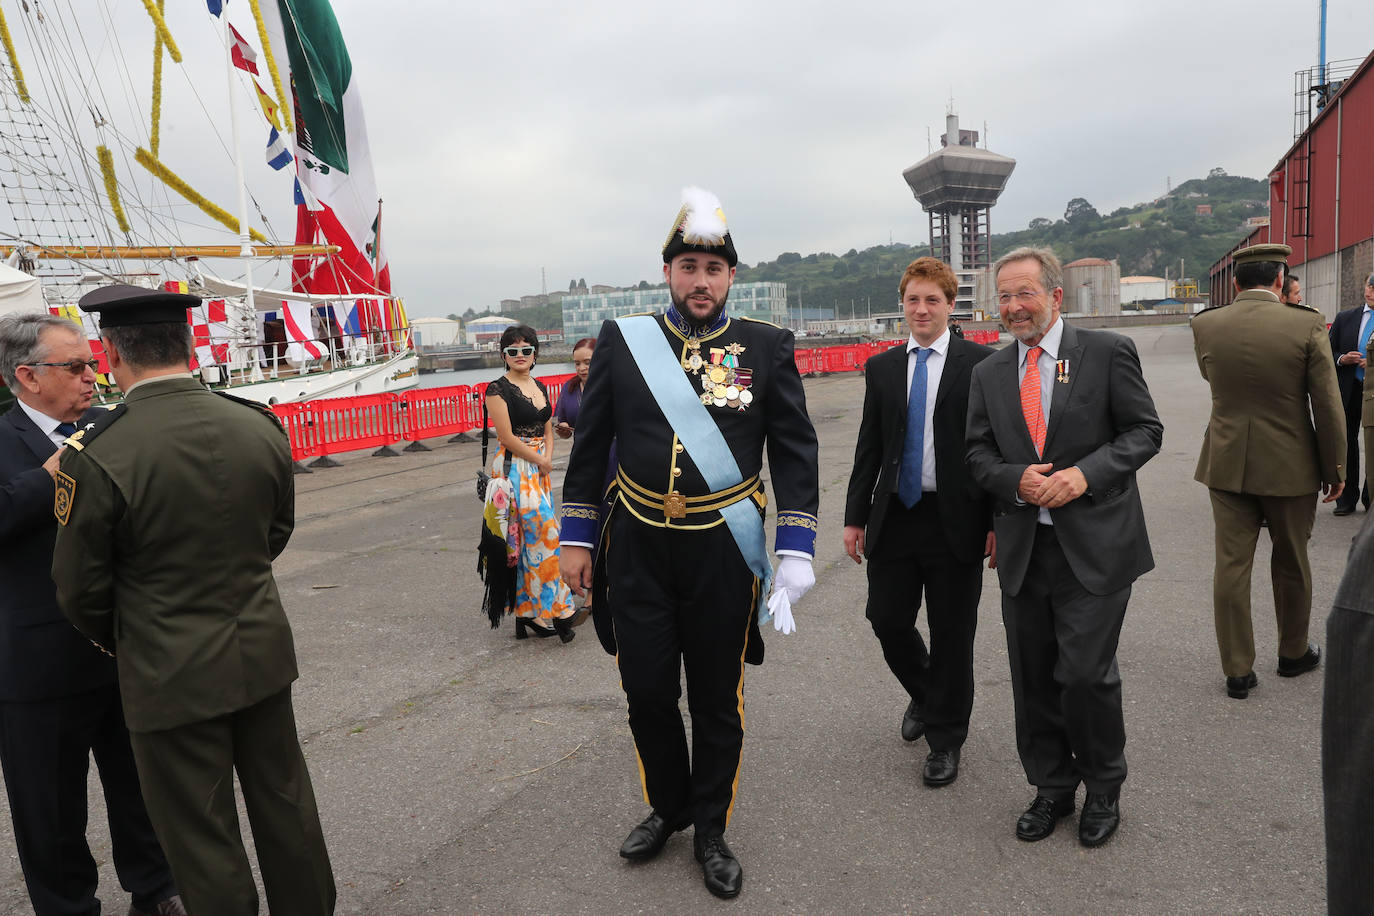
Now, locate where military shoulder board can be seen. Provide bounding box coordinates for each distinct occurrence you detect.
[62,403,126,452]
[214,391,286,429]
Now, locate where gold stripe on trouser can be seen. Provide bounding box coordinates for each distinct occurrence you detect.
[722,575,759,829]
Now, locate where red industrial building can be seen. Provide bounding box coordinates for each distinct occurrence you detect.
[1209,48,1374,316]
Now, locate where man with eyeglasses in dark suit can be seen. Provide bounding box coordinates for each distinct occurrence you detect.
[0,312,184,916]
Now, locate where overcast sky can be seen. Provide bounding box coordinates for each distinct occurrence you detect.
[14,1,1373,318]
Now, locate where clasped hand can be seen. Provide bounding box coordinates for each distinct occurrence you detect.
[1017,463,1087,509]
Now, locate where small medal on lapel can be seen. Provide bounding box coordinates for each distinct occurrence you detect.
[1056,359,1070,384]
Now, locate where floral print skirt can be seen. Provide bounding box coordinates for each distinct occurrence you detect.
[492,437,574,620]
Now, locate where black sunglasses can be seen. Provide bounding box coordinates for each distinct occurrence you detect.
[503,345,535,357]
[27,359,99,375]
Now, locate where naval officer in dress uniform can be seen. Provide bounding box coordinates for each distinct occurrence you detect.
[51,285,336,915]
[1190,243,1346,699]
[560,187,819,900]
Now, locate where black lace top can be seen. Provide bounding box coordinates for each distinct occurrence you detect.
[486,376,550,438]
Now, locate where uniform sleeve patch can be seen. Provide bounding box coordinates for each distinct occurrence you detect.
[54,470,76,525]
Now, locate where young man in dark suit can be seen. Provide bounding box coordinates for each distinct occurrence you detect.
[1326,274,1374,514]
[0,312,184,916]
[966,246,1162,848]
[843,257,994,788]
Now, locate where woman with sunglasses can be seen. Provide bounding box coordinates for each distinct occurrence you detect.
[483,325,576,641]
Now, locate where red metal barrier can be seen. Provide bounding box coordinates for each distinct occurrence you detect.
[277,339,1003,463]
[305,392,400,457]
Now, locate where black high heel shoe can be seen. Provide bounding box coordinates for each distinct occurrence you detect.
[552,617,576,644]
[515,617,556,640]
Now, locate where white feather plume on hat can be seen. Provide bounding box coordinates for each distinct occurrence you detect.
[679,186,729,246]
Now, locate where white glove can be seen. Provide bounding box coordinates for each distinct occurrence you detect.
[767,589,795,635]
[766,556,814,635]
[773,555,815,604]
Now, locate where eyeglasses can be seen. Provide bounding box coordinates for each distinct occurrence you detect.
[503,345,535,358]
[26,359,99,375]
[996,289,1043,306]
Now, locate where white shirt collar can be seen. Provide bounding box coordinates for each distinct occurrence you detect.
[907,328,951,356]
[15,398,63,440]
[1017,316,1064,366]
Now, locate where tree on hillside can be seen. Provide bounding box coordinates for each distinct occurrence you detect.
[1208,166,1227,178]
[446,313,459,321]
[1029,217,1053,230]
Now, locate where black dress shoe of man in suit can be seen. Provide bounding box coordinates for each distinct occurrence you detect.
[1278,643,1321,677]
[618,812,688,861]
[1015,795,1075,842]
[1079,792,1121,848]
[922,749,960,787]
[901,699,925,742]
[1334,504,1356,516]
[694,833,743,899]
[1227,671,1259,699]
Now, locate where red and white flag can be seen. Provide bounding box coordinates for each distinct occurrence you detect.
[229,24,260,76]
[282,300,323,361]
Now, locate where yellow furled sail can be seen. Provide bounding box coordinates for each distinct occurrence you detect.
[134,148,268,244]
[96,146,132,233]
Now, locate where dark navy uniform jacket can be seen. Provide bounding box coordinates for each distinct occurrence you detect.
[560,307,819,556]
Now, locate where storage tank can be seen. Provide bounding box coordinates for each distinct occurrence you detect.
[1062,258,1121,316]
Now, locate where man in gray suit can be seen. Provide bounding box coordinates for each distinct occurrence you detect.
[1324,515,1374,913]
[966,246,1162,848]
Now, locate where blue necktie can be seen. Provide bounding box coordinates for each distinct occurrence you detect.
[898,348,930,508]
[1358,311,1373,382]
[54,421,77,440]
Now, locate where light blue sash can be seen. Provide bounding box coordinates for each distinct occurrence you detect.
[616,315,774,621]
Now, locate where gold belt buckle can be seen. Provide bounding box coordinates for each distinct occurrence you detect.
[664,491,687,519]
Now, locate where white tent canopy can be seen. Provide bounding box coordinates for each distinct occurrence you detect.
[0,262,45,315]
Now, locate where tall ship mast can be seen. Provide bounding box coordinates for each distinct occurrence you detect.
[0,0,416,403]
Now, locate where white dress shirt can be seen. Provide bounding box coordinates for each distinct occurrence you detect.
[1015,317,1066,526]
[906,328,950,493]
[16,399,69,448]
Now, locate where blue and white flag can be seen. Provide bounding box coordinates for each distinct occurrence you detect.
[335,301,363,337]
[265,127,292,170]
[206,0,224,16]
[293,176,323,211]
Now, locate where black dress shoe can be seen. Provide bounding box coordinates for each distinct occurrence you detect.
[1278,643,1321,677]
[1334,504,1356,516]
[1226,671,1258,699]
[901,699,925,742]
[694,833,743,899]
[128,896,188,916]
[1015,795,1074,842]
[1078,792,1120,848]
[619,812,686,861]
[514,617,556,640]
[552,616,576,643]
[922,748,960,787]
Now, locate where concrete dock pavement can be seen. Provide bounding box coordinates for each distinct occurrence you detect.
[0,322,1346,913]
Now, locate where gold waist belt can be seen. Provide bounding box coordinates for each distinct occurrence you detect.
[615,468,765,521]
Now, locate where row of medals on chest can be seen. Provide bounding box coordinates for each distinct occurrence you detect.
[683,339,753,411]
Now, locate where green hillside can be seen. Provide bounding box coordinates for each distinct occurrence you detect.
[477,169,1267,326]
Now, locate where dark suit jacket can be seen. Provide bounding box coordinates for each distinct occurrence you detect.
[966,321,1163,597]
[0,404,117,702]
[1329,305,1367,413]
[53,378,298,733]
[844,336,993,561]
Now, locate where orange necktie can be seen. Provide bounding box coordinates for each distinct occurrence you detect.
[1021,345,1046,456]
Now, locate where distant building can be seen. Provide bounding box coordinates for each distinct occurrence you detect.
[467,315,519,346]
[499,299,520,311]
[1121,275,1170,303]
[1062,258,1121,316]
[562,282,789,340]
[410,317,465,350]
[590,284,618,294]
[1195,204,1213,216]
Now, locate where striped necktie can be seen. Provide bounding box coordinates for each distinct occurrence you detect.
[1020,346,1046,456]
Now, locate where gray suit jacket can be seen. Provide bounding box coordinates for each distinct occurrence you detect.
[965,321,1163,596]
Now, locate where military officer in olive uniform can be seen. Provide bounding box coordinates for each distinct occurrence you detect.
[559,188,819,901]
[1191,243,1346,699]
[51,285,336,915]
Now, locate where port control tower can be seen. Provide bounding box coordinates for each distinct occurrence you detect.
[902,110,1015,274]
